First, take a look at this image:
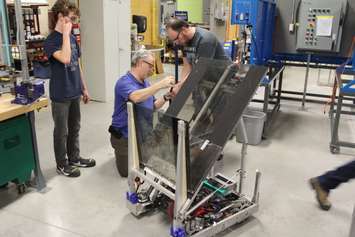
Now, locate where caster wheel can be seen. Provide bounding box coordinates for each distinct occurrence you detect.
[330,146,340,154]
[17,184,26,194]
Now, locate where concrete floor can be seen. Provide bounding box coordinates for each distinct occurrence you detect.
[1,66,355,237]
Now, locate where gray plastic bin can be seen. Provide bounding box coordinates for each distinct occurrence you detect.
[236,110,266,145]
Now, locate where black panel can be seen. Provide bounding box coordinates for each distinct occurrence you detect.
[187,65,267,192]
[204,66,267,147]
[133,59,267,194]
[166,58,231,122]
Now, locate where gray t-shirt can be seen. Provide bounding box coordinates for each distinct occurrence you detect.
[183,27,231,65]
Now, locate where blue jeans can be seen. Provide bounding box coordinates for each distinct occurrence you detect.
[318,159,355,192]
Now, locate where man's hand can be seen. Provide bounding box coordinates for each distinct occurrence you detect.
[171,81,183,97]
[52,17,72,65]
[62,17,73,36]
[82,89,90,104]
[234,57,242,66]
[163,91,175,101]
[158,76,175,89]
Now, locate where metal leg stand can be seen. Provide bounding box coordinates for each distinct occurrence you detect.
[254,66,284,138]
[28,111,46,191]
[277,69,284,107]
[302,54,312,109]
[350,205,355,237]
[263,83,270,117]
[237,117,248,194]
[330,93,342,154]
[262,82,271,138]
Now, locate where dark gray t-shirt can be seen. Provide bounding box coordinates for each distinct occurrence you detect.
[183,27,231,65]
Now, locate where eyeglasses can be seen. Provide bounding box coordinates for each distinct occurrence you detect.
[68,16,79,24]
[171,31,182,42]
[143,60,154,68]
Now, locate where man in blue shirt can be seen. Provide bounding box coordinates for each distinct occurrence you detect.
[110,50,175,177]
[44,0,95,178]
[310,160,355,210]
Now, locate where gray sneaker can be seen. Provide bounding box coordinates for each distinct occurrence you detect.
[69,157,96,168]
[56,164,81,177]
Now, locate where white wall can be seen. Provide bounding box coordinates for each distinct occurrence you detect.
[38,0,55,36]
[38,6,49,36]
[80,0,131,102]
[80,0,105,101]
[209,0,228,43]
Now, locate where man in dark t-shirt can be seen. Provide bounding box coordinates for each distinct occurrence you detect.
[165,18,231,92]
[166,18,231,161]
[44,0,95,177]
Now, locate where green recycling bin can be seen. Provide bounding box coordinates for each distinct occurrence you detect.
[0,114,35,186]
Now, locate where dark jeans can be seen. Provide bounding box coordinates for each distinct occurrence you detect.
[52,98,81,166]
[318,159,355,192]
[110,134,128,177]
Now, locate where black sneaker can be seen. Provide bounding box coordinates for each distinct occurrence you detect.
[69,157,96,168]
[56,164,81,177]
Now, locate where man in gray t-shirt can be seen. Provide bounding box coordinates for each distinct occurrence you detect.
[166,18,231,92]
[183,27,231,65]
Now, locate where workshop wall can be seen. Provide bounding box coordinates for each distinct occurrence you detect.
[131,0,161,46]
[177,0,203,23]
[209,0,238,43]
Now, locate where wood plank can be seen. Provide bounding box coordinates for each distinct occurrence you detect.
[0,94,48,122]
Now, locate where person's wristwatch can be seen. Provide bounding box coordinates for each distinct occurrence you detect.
[163,94,169,102]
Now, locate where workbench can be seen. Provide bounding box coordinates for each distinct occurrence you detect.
[0,93,48,193]
[329,68,355,154]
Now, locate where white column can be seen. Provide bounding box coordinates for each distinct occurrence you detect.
[80,0,131,102]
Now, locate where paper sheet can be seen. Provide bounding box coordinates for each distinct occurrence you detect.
[316,16,334,37]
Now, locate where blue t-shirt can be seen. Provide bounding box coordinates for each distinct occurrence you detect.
[44,31,82,102]
[111,72,155,138]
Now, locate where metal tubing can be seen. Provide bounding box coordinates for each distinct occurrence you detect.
[173,120,188,229]
[127,102,140,193]
[0,0,12,66]
[131,169,175,200]
[252,170,261,203]
[180,181,204,215]
[28,111,46,191]
[14,0,30,82]
[336,141,355,149]
[302,54,312,108]
[144,167,176,189]
[238,118,248,194]
[185,192,216,217]
[189,63,237,133]
[174,46,179,82]
[185,180,245,218]
[263,83,270,115]
[350,205,355,237]
[331,95,342,148]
